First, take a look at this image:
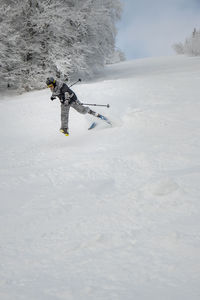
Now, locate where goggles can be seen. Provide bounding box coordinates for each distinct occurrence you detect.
[47,83,54,88]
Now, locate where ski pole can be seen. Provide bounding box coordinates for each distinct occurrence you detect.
[81,103,110,108]
[69,78,82,87]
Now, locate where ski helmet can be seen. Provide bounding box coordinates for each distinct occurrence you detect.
[46,77,56,86]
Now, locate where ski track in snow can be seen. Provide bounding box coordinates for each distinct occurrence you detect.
[0,56,200,300]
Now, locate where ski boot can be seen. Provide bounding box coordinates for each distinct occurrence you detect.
[60,128,69,136]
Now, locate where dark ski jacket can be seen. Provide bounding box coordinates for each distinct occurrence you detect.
[52,81,77,104]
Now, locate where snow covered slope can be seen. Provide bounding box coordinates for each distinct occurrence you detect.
[0,56,200,300]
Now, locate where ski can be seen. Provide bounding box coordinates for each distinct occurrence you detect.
[98,114,112,126]
[88,115,112,131]
[88,122,97,130]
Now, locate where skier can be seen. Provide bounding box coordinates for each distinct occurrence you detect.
[46,77,110,136]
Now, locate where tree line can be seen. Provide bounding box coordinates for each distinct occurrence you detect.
[0,0,123,92]
[173,28,200,57]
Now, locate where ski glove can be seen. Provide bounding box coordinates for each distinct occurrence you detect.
[51,96,56,101]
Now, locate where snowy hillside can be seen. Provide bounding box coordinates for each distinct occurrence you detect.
[0,56,200,300]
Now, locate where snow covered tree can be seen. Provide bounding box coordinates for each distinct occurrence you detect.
[106,48,126,64]
[173,28,200,56]
[173,42,184,55]
[0,0,123,92]
[0,1,22,90]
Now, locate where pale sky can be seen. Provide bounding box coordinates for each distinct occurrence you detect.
[116,0,200,59]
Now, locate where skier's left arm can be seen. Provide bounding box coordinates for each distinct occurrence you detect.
[61,84,76,104]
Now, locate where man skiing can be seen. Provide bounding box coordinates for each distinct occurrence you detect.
[46,77,110,136]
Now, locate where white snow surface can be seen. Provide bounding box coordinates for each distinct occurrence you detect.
[0,56,200,300]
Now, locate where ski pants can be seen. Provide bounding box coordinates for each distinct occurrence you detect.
[61,99,90,129]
